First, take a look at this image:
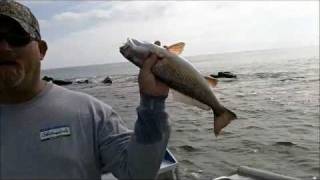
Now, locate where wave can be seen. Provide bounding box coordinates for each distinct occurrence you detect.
[274,141,297,146]
[178,145,200,152]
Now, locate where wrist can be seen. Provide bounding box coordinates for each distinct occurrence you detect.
[139,93,167,110]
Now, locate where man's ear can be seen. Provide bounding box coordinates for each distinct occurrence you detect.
[38,40,48,60]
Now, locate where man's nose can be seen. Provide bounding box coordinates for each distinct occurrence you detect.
[0,39,12,51]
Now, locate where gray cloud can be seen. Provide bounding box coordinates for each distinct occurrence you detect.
[37,1,318,69]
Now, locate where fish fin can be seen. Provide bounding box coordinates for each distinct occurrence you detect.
[171,89,211,110]
[167,42,185,55]
[204,76,218,88]
[213,107,237,136]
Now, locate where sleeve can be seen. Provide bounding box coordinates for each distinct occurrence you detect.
[95,93,170,180]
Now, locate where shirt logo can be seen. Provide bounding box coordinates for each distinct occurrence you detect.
[40,126,71,141]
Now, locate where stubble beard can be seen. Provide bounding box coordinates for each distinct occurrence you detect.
[0,67,25,91]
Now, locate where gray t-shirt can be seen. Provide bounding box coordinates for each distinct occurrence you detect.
[0,83,170,180]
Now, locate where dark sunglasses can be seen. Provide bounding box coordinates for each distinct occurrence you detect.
[0,32,34,47]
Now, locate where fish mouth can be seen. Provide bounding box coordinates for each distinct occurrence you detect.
[119,43,130,55]
[119,43,134,62]
[119,38,151,68]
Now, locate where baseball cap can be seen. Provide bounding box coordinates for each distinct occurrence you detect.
[0,0,41,40]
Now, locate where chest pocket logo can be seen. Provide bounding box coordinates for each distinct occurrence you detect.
[40,126,71,141]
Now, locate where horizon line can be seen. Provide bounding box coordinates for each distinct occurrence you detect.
[42,44,319,71]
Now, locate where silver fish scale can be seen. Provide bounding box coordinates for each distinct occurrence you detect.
[152,56,215,109]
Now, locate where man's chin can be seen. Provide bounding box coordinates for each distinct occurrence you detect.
[0,70,24,90]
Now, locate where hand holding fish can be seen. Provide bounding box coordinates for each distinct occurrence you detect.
[138,42,169,97]
[120,38,237,136]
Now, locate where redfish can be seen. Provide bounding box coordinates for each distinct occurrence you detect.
[119,38,237,136]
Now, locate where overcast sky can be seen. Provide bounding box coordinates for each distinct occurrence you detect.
[19,1,319,69]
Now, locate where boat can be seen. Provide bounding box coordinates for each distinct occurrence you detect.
[102,149,300,180]
[214,166,300,180]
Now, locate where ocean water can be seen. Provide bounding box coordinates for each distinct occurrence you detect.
[42,46,319,180]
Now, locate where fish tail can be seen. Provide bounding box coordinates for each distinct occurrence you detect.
[213,107,237,136]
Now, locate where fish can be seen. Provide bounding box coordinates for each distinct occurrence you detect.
[119,38,237,136]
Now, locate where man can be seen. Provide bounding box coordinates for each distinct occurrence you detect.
[0,0,170,179]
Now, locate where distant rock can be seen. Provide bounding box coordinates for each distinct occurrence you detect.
[210,71,237,78]
[42,76,53,82]
[42,76,73,86]
[75,78,90,84]
[102,76,112,84]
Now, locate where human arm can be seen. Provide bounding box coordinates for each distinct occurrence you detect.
[97,43,170,179]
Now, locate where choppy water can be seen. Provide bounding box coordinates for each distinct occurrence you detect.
[43,46,319,180]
